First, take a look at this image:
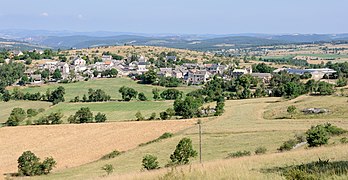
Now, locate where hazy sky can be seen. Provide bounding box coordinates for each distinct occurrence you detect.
[0,0,346,34]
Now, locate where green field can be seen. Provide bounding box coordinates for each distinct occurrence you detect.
[0,101,51,123]
[35,96,348,179]
[298,53,348,59]
[41,101,174,122]
[20,78,199,101]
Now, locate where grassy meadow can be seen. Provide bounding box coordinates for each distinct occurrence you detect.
[33,95,348,180]
[20,78,199,101]
[1,78,199,123]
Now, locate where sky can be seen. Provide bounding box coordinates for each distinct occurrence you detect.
[0,0,346,34]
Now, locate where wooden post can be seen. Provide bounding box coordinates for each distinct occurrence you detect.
[198,120,202,164]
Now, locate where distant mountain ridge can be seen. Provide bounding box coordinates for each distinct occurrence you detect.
[0,29,347,51]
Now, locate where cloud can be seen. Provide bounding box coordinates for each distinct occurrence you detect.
[40,12,49,17]
[77,14,83,19]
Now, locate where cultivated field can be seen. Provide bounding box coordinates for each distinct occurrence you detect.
[0,120,196,178]
[34,95,348,179]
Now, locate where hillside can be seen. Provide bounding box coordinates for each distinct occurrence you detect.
[31,95,348,179]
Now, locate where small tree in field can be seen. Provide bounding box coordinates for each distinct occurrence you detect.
[306,124,330,147]
[142,154,159,170]
[287,105,296,118]
[138,92,147,101]
[135,111,144,121]
[169,137,197,165]
[17,151,56,176]
[95,112,107,123]
[102,164,114,175]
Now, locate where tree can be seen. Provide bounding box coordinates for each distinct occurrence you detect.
[52,69,62,80]
[174,96,203,119]
[306,124,330,147]
[169,138,197,165]
[142,154,159,170]
[166,108,175,119]
[41,69,50,80]
[141,68,157,84]
[214,96,225,116]
[138,92,147,101]
[152,88,161,101]
[95,112,107,123]
[148,112,156,120]
[6,108,27,126]
[17,151,41,176]
[68,107,94,123]
[160,89,183,100]
[2,90,11,102]
[17,151,56,176]
[119,86,138,101]
[336,77,348,87]
[135,111,144,121]
[160,111,169,120]
[287,105,297,118]
[49,86,65,105]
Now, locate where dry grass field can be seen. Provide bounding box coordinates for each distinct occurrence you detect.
[30,95,348,180]
[66,46,217,62]
[0,120,196,178]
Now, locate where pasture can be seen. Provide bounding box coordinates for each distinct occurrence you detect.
[20,78,198,101]
[33,95,348,179]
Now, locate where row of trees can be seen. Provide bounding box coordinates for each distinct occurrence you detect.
[68,107,107,123]
[71,89,111,102]
[2,87,66,105]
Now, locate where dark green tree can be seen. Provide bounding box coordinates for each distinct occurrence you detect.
[142,154,159,170]
[169,138,197,165]
[95,112,107,123]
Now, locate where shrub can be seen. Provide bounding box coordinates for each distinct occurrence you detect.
[255,147,267,155]
[278,139,297,151]
[323,123,347,136]
[139,132,174,146]
[102,164,114,175]
[101,150,122,160]
[227,150,251,158]
[27,109,38,117]
[142,154,159,170]
[68,107,94,123]
[340,137,348,144]
[95,112,107,123]
[306,124,330,147]
[135,111,144,121]
[6,108,27,126]
[17,151,56,176]
[287,105,296,118]
[148,112,156,120]
[138,92,147,101]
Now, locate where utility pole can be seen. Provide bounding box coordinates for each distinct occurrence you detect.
[198,119,202,164]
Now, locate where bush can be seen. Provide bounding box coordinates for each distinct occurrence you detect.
[68,107,94,123]
[6,108,27,126]
[102,164,114,175]
[255,147,267,155]
[142,154,159,170]
[139,132,174,146]
[227,150,251,158]
[323,123,347,136]
[34,112,63,125]
[148,112,156,120]
[138,92,147,101]
[135,111,144,121]
[169,138,197,165]
[278,139,297,152]
[340,137,348,144]
[27,109,38,117]
[101,150,122,160]
[95,112,107,123]
[306,124,330,147]
[17,151,56,176]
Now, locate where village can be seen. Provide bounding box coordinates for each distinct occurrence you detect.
[2,48,339,88]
